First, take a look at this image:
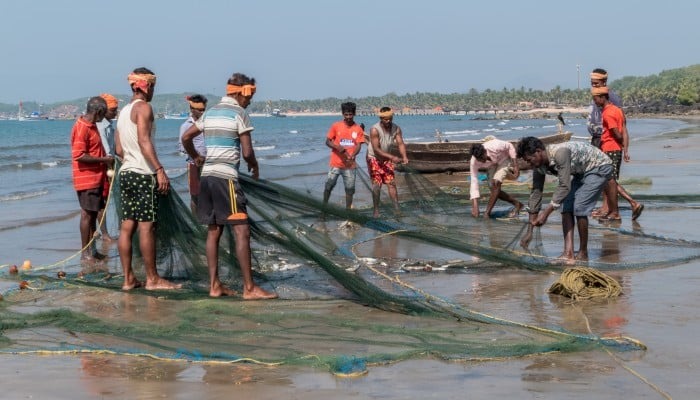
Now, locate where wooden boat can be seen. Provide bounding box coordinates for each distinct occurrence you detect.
[392,131,573,173]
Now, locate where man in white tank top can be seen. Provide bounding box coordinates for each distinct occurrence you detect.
[115,67,181,291]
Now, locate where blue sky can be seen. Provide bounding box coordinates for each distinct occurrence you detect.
[2,0,699,103]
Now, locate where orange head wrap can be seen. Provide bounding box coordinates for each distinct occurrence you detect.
[100,93,119,109]
[378,109,394,119]
[127,73,157,93]
[591,86,609,96]
[590,72,608,81]
[226,84,256,96]
[185,95,206,110]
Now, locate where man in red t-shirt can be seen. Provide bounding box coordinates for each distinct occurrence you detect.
[323,102,365,210]
[71,96,114,262]
[592,86,643,221]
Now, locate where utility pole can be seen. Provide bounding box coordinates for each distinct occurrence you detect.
[576,64,581,90]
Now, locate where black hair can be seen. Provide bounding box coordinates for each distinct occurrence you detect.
[86,96,107,115]
[341,102,356,114]
[227,72,255,86]
[188,94,208,104]
[516,136,545,159]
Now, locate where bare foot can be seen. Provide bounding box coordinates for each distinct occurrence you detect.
[548,254,576,266]
[591,208,608,218]
[145,278,183,290]
[122,278,143,291]
[373,210,380,218]
[243,285,278,300]
[101,234,117,243]
[574,252,589,261]
[210,283,238,297]
[508,202,523,218]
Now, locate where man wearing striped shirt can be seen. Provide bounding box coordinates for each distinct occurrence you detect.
[182,72,277,300]
[70,96,113,263]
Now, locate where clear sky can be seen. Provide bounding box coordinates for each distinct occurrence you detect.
[2,0,699,103]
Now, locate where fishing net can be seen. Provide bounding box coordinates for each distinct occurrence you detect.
[4,156,700,374]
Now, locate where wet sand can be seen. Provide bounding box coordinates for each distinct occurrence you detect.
[2,121,700,399]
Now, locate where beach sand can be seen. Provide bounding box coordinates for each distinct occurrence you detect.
[1,120,699,399]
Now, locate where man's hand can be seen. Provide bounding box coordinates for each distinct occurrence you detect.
[156,169,170,193]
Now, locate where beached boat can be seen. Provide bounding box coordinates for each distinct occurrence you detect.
[393,131,573,173]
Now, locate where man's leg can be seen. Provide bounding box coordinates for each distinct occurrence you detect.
[119,219,140,290]
[561,212,576,259]
[372,183,382,217]
[323,169,340,206]
[206,224,237,297]
[387,182,400,214]
[575,216,589,260]
[79,208,96,259]
[138,221,182,290]
[233,223,277,300]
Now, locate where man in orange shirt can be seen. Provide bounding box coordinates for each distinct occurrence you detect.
[323,102,365,210]
[592,86,643,221]
[70,96,114,263]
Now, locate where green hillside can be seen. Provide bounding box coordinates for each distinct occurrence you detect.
[2,65,698,118]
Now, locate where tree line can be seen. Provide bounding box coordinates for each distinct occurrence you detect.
[2,64,698,118]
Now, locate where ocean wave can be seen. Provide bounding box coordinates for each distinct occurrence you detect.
[254,145,275,151]
[280,151,301,158]
[0,210,80,232]
[0,189,49,202]
[0,159,68,172]
[442,129,479,135]
[0,142,66,152]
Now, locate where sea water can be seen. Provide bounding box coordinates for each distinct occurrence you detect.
[0,114,689,266]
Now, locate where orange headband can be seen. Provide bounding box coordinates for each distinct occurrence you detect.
[378,110,394,118]
[226,84,256,96]
[100,93,118,109]
[590,72,608,80]
[591,86,609,96]
[127,73,157,92]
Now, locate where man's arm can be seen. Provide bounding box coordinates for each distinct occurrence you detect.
[239,131,258,180]
[133,101,168,192]
[181,124,204,166]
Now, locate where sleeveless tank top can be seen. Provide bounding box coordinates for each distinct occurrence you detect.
[117,99,157,174]
[366,122,399,159]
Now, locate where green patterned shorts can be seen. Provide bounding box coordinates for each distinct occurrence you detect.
[118,170,160,222]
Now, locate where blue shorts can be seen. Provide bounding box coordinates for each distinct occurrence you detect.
[562,164,613,216]
[325,167,357,194]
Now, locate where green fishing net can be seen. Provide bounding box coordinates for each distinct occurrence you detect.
[4,157,700,375]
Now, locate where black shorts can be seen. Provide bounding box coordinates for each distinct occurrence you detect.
[76,187,104,212]
[198,176,249,226]
[604,150,623,180]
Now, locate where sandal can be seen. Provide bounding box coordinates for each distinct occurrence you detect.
[632,203,645,221]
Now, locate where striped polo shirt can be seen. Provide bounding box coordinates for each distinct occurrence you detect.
[195,96,253,180]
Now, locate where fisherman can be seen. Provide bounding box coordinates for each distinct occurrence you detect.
[517,136,613,263]
[70,96,113,263]
[178,94,208,214]
[115,67,181,290]
[95,93,119,241]
[366,107,408,217]
[182,72,277,299]
[322,102,365,210]
[469,137,522,218]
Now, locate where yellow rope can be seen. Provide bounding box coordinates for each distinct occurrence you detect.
[575,306,671,399]
[4,349,284,366]
[549,266,622,301]
[33,172,116,272]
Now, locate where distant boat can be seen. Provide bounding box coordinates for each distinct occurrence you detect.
[393,131,573,173]
[163,112,188,120]
[270,108,286,118]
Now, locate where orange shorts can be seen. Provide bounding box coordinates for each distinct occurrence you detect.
[367,157,395,185]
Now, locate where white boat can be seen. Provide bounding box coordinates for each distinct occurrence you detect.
[270,108,286,117]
